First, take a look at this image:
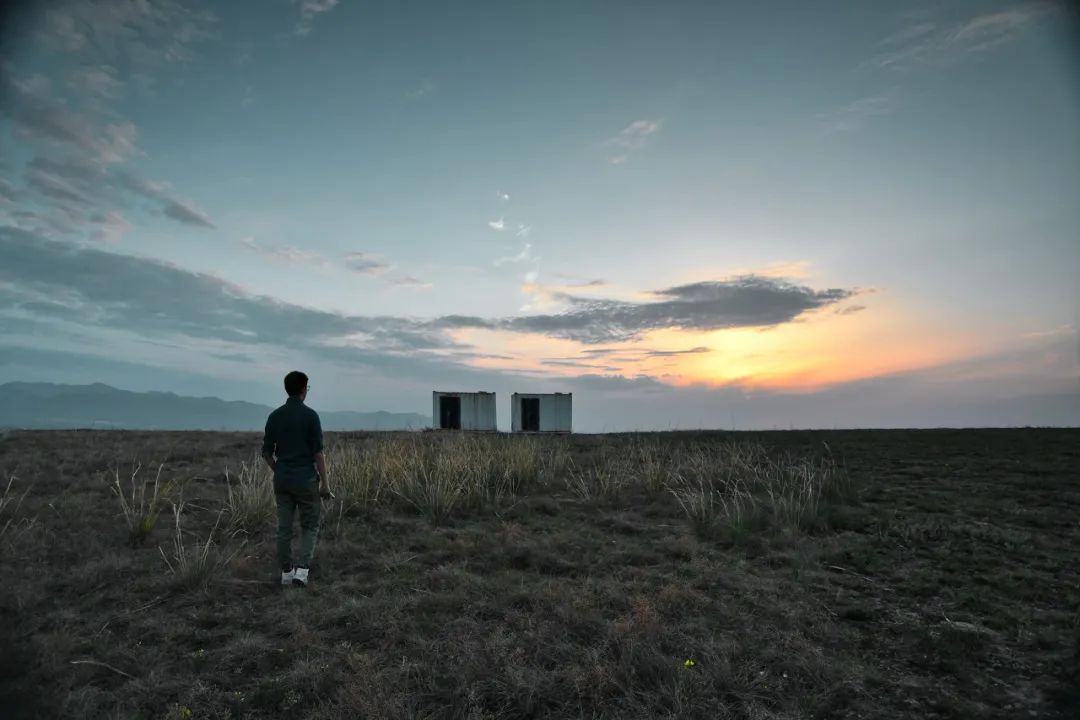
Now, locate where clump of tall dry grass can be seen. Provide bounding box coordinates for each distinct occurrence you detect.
[160,501,238,589]
[496,436,542,494]
[628,438,671,499]
[666,442,852,539]
[566,451,633,502]
[329,435,545,521]
[111,462,171,546]
[392,441,466,525]
[0,475,36,542]
[224,457,275,535]
[1,475,25,531]
[323,434,849,533]
[539,438,572,487]
[327,439,412,516]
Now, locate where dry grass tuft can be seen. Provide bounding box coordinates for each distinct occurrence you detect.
[631,438,671,499]
[1,475,27,532]
[159,501,238,589]
[665,442,849,538]
[111,462,171,546]
[327,441,398,515]
[566,453,633,502]
[328,435,550,521]
[0,475,36,544]
[496,436,542,494]
[225,457,275,535]
[390,440,466,525]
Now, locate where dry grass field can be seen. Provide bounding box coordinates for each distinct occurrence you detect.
[0,428,1076,719]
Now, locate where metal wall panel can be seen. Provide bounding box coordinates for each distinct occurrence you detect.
[510,392,572,433]
[553,393,572,432]
[432,391,496,431]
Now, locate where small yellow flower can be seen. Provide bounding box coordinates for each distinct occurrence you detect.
[683,658,696,669]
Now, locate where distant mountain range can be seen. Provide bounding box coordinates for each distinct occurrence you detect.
[0,382,431,431]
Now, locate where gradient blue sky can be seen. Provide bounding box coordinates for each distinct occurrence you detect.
[1,0,1077,430]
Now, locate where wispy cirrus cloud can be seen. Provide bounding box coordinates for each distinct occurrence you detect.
[0,179,17,204]
[388,275,434,289]
[67,64,123,100]
[827,3,1058,134]
[0,228,462,383]
[553,273,608,289]
[0,66,138,165]
[873,3,1058,73]
[235,242,431,288]
[494,243,534,266]
[540,345,710,369]
[163,199,214,228]
[344,252,392,275]
[487,218,505,231]
[115,170,215,229]
[516,277,609,314]
[25,162,94,207]
[0,1,217,239]
[818,94,898,134]
[605,119,663,164]
[568,279,607,289]
[1021,324,1075,340]
[90,211,129,244]
[240,237,331,268]
[643,346,711,357]
[343,252,431,288]
[539,359,621,372]
[38,0,216,67]
[295,0,341,37]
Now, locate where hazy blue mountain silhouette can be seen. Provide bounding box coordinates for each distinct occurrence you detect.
[0,382,430,430]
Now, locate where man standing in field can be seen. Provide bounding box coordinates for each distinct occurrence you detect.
[262,371,331,587]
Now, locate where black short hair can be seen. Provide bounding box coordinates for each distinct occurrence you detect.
[284,371,308,397]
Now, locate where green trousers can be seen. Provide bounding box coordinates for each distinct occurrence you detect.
[275,481,321,571]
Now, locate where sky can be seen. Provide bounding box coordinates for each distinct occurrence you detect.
[0,0,1078,431]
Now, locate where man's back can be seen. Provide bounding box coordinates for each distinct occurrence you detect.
[262,397,323,486]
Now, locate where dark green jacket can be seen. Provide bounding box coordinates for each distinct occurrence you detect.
[262,397,323,488]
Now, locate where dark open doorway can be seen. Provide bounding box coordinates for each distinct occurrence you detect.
[521,397,540,432]
[440,395,461,429]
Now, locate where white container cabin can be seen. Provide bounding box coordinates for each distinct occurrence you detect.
[510,392,572,433]
[432,391,496,431]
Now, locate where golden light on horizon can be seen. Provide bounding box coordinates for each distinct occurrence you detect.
[446,293,987,393]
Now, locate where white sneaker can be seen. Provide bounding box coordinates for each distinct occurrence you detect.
[281,568,295,585]
[292,567,309,587]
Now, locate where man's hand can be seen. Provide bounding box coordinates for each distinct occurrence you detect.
[314,450,330,498]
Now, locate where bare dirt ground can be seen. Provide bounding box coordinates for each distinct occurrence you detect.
[0,428,1076,719]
